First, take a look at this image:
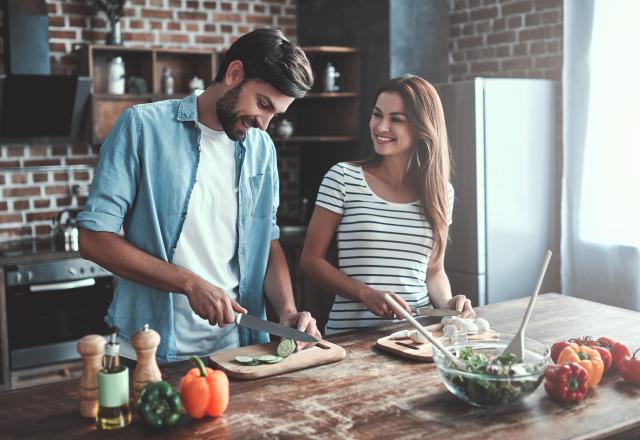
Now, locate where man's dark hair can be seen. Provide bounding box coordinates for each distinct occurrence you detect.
[215,28,314,99]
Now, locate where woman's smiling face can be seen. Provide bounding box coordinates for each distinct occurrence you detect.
[369,91,415,158]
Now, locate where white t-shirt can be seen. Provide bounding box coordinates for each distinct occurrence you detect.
[171,121,241,358]
[120,121,241,361]
[315,162,454,335]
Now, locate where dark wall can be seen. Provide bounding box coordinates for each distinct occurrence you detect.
[390,0,449,82]
[298,0,390,158]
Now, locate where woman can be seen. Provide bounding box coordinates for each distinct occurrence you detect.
[300,75,475,334]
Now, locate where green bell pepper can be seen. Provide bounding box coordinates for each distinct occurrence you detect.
[137,381,184,429]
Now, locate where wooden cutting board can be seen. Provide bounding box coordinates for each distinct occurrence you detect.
[209,340,346,380]
[376,323,499,362]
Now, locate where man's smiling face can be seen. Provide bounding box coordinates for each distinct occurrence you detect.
[216,79,295,141]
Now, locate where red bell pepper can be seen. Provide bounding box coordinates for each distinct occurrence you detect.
[592,346,613,371]
[563,336,617,372]
[551,341,573,363]
[618,348,640,385]
[544,362,589,402]
[611,341,632,371]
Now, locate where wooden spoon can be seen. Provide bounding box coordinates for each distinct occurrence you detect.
[501,250,552,359]
[383,294,467,370]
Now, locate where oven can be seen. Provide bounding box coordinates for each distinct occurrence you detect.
[4,258,113,370]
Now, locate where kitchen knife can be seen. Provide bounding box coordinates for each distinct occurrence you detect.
[235,313,319,343]
[411,307,460,317]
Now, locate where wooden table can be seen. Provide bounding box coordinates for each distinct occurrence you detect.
[1,293,639,439]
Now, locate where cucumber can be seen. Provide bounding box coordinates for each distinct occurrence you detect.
[277,338,296,358]
[234,355,256,364]
[235,342,294,367]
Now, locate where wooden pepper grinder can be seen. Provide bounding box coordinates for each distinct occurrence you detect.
[77,334,105,418]
[131,324,162,405]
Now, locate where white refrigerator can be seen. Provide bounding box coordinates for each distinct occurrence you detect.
[435,78,555,306]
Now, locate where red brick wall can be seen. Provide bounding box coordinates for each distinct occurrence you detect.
[447,0,563,292]
[448,0,562,83]
[0,0,298,241]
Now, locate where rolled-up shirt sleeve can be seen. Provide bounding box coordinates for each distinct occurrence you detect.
[77,107,141,234]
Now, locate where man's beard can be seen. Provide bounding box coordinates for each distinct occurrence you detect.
[216,81,257,141]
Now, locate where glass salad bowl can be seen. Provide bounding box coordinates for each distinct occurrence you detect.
[432,334,550,407]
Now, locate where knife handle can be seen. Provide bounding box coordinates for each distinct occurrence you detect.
[234,312,243,325]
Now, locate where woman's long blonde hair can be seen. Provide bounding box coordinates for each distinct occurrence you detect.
[359,75,452,261]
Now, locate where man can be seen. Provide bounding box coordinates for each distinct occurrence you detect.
[78,29,321,363]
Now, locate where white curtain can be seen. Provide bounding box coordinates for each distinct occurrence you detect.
[563,0,640,310]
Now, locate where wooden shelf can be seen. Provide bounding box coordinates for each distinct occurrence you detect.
[83,44,360,146]
[81,44,216,144]
[303,46,358,54]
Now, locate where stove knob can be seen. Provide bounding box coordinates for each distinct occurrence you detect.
[26,271,34,282]
[68,267,77,276]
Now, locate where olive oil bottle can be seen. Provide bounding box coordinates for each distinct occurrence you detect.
[96,332,132,430]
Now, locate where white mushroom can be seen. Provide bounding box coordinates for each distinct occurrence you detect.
[474,317,491,333]
[388,330,412,340]
[442,324,458,337]
[458,319,478,334]
[452,317,465,331]
[410,330,429,344]
[441,316,457,327]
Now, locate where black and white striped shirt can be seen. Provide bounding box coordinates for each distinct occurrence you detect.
[316,162,454,334]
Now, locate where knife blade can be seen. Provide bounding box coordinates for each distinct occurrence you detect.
[411,307,460,317]
[235,313,319,343]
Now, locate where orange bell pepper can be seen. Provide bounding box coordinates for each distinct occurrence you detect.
[557,344,604,388]
[180,356,229,418]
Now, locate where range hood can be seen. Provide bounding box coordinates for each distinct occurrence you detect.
[0,0,91,143]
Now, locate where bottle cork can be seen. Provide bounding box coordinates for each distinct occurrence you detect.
[131,324,162,405]
[77,334,105,418]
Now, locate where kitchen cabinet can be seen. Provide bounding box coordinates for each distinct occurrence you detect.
[281,47,362,225]
[79,45,217,144]
[271,46,360,144]
[1,294,639,438]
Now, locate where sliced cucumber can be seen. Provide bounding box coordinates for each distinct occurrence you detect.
[265,356,284,364]
[277,338,296,358]
[257,355,278,362]
[234,355,256,364]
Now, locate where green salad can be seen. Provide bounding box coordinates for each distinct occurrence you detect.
[443,347,543,406]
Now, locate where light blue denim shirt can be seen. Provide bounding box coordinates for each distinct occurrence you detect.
[77,92,279,363]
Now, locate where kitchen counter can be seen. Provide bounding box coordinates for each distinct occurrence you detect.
[0,293,639,439]
[0,238,80,265]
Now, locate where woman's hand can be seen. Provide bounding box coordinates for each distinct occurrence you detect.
[360,287,411,319]
[445,294,475,319]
